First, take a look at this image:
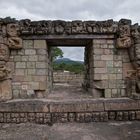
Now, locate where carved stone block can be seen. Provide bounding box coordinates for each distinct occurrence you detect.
[0,43,9,61]
[0,66,10,81]
[7,23,19,37]
[68,113,76,122]
[8,37,22,49]
[76,113,85,122]
[117,37,131,48]
[119,25,131,37]
[108,112,116,120]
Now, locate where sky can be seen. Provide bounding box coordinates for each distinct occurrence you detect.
[1,0,140,61]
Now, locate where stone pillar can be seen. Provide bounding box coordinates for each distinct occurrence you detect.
[0,25,12,100]
[91,39,125,98]
[11,40,49,99]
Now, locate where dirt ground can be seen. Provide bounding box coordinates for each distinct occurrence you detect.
[48,83,92,100]
[0,121,140,140]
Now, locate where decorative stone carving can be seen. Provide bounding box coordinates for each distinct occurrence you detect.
[53,20,65,34]
[117,37,132,48]
[0,66,10,81]
[117,20,132,48]
[19,19,119,35]
[0,43,9,61]
[126,69,140,99]
[7,23,19,36]
[8,37,22,49]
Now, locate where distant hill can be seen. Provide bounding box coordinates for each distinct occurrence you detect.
[54,58,84,64]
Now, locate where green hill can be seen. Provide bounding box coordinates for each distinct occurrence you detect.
[53,58,84,73]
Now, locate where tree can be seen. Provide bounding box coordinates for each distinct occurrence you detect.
[51,47,63,61]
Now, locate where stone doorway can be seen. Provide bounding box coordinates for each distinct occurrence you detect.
[46,39,93,99]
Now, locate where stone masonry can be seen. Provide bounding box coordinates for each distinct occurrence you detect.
[53,71,83,84]
[0,17,140,100]
[11,40,49,99]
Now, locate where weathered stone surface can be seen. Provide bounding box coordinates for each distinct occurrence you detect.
[34,40,46,49]
[0,100,49,112]
[50,101,104,112]
[0,66,10,80]
[0,44,9,61]
[7,23,19,37]
[0,80,12,100]
[104,98,140,111]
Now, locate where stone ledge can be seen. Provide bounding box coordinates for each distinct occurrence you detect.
[0,98,140,123]
[0,98,139,113]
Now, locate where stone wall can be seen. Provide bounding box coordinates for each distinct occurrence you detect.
[83,39,131,98]
[53,71,84,84]
[0,98,139,123]
[0,17,140,100]
[10,40,49,99]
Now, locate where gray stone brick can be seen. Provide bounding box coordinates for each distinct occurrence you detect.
[15,69,25,76]
[108,45,114,48]
[16,62,26,68]
[27,69,36,75]
[27,62,35,68]
[17,49,25,55]
[25,49,36,55]
[29,55,38,61]
[106,61,113,67]
[94,68,107,74]
[109,80,117,88]
[36,62,47,68]
[101,55,113,60]
[100,44,108,49]
[94,61,106,68]
[116,74,122,79]
[14,56,21,61]
[38,55,47,61]
[109,74,116,79]
[115,68,122,73]
[29,82,39,90]
[22,56,28,61]
[34,40,46,49]
[11,50,17,55]
[104,89,112,98]
[94,49,104,55]
[23,40,33,48]
[36,69,47,75]
[107,40,114,44]
[93,55,101,60]
[37,49,47,55]
[114,61,122,67]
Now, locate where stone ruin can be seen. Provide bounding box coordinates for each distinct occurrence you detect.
[0,17,140,124]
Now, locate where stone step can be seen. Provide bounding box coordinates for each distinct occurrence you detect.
[0,98,139,124]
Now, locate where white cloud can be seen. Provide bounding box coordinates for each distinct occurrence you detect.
[59,47,85,61]
[1,0,140,60]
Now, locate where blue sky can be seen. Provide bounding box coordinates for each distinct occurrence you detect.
[1,0,140,60]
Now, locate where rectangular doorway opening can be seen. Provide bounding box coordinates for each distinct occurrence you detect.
[47,39,93,99]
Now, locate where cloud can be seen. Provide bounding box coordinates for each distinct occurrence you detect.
[59,47,85,61]
[1,0,140,60]
[0,0,140,23]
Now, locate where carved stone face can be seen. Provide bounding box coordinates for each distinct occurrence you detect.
[0,66,10,80]
[119,25,130,37]
[0,44,9,61]
[117,36,131,48]
[7,24,19,37]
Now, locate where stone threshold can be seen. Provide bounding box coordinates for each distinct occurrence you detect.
[0,98,140,124]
